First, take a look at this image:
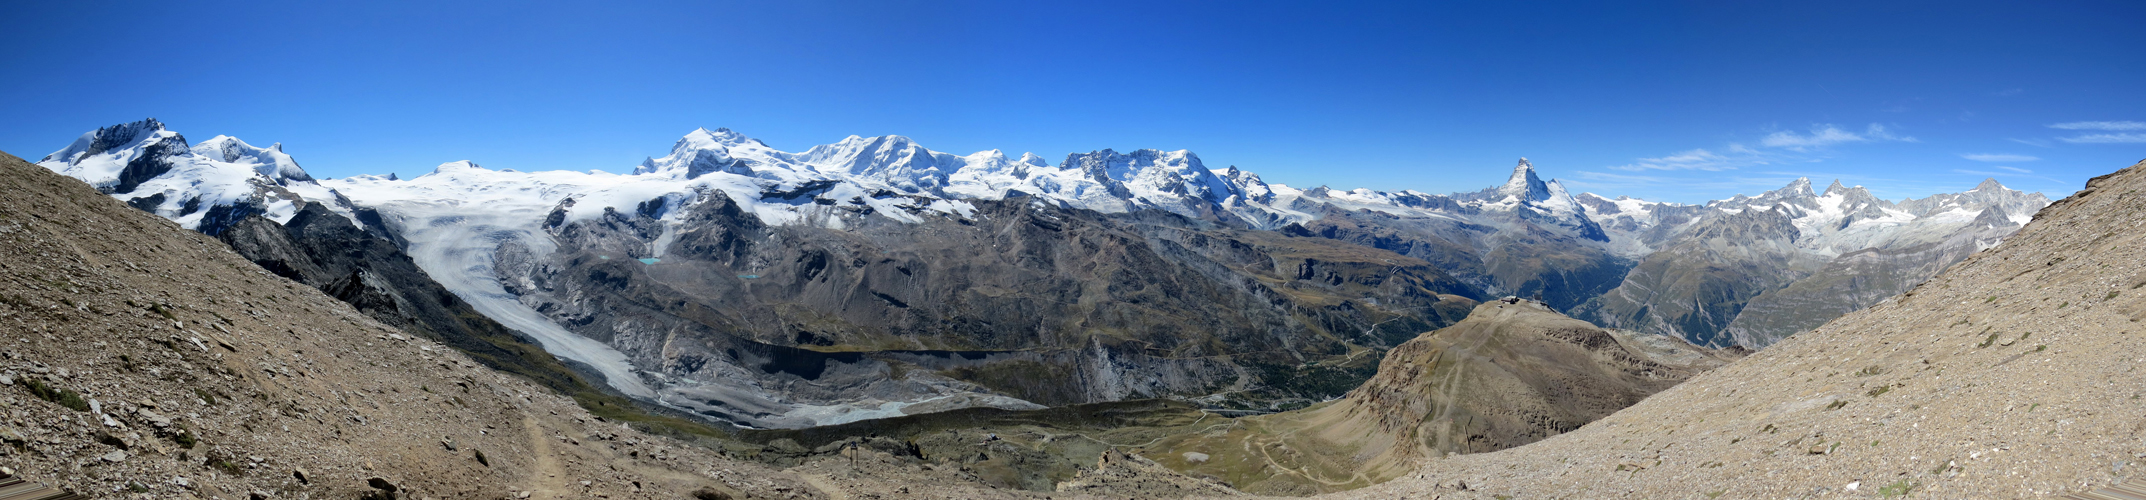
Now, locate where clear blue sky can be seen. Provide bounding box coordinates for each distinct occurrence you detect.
[2,1,2141,203]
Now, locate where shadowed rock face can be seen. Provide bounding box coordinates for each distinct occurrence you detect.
[494,191,1487,425]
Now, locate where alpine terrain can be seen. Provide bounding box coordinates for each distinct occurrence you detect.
[31,119,2048,432]
[3,119,2133,499]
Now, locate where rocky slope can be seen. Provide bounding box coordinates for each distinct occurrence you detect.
[1136,299,1732,495]
[1316,158,2146,499]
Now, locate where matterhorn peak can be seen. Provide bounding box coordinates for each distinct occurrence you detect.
[1498,157,1551,202]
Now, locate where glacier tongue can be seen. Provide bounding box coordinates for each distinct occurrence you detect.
[362,199,659,399]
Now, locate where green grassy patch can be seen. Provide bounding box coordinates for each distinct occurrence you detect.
[1877,479,1917,498]
[21,377,89,411]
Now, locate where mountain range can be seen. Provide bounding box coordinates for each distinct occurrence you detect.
[33,118,2051,428]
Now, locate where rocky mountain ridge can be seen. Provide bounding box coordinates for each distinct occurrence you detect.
[31,119,2051,429]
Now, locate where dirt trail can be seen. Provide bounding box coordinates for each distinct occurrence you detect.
[518,413,570,499]
[797,473,853,500]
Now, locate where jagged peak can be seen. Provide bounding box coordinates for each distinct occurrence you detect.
[42,118,181,164]
[1824,179,1849,197]
[1973,177,2008,192]
[1970,204,2017,228]
[1782,177,1816,198]
[1498,157,1551,202]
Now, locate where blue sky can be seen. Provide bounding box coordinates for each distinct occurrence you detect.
[2,1,2140,203]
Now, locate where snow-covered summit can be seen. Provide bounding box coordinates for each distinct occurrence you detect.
[34,118,343,234]
[192,135,314,183]
[606,127,1285,224]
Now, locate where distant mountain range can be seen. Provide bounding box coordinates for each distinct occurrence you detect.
[32,118,2052,427]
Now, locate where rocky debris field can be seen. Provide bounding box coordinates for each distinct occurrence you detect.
[1303,159,2146,499]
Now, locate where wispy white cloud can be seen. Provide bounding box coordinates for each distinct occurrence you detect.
[1608,146,1769,171]
[1760,124,1917,151]
[2048,121,2146,131]
[1996,166,2032,173]
[1590,123,1930,200]
[1960,153,2039,162]
[2058,133,2146,144]
[2007,138,2052,148]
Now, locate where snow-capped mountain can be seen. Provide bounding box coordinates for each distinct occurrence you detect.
[28,120,1622,248]
[35,119,341,234]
